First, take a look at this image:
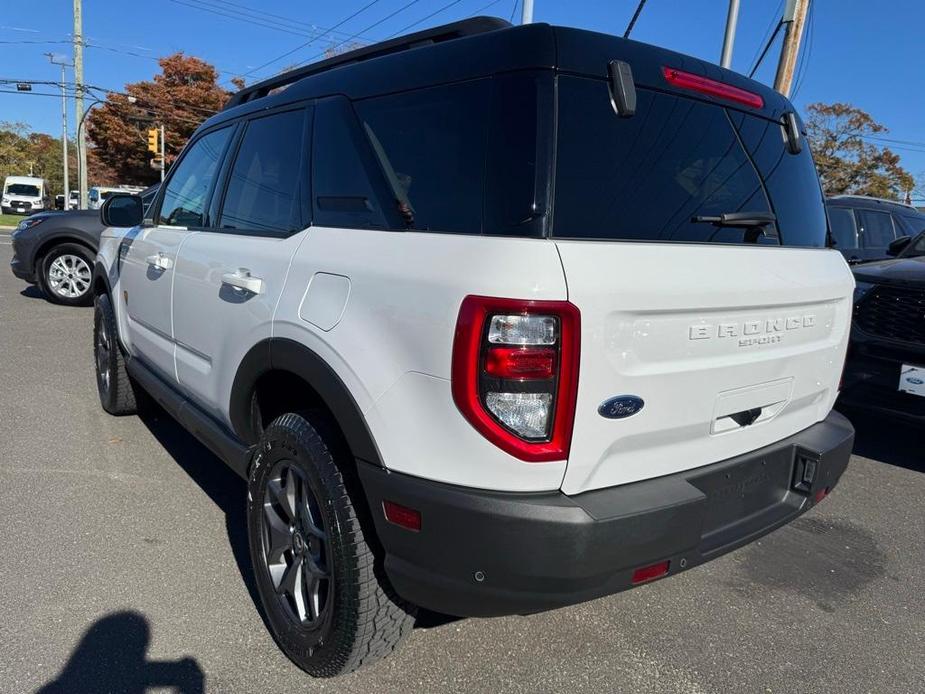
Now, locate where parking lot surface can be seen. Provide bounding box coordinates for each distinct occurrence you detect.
[1,238,923,693]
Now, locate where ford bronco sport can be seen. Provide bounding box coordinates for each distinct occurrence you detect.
[92,18,855,677]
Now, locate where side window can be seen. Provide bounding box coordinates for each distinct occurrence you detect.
[827,207,858,249]
[218,110,306,235]
[312,97,388,230]
[857,209,895,249]
[158,127,232,228]
[354,80,491,234]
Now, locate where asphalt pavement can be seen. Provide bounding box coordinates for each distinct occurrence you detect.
[0,236,923,693]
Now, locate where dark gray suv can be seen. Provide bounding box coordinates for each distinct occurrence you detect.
[9,185,158,306]
[827,195,925,264]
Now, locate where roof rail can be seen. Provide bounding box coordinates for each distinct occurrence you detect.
[224,16,512,111]
[829,194,917,210]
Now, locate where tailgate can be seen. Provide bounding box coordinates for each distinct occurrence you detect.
[558,242,853,494]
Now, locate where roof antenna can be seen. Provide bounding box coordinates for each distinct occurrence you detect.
[623,0,649,38]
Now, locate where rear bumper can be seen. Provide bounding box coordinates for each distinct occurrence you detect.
[359,410,854,617]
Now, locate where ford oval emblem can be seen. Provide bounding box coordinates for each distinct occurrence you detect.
[907,377,925,385]
[598,395,645,419]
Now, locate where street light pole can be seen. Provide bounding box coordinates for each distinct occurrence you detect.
[720,0,740,69]
[160,124,165,182]
[46,54,72,208]
[521,0,534,24]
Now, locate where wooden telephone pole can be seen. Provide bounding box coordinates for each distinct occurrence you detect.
[773,0,810,97]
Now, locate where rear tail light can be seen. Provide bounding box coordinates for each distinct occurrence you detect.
[662,66,764,109]
[632,560,670,585]
[452,296,580,462]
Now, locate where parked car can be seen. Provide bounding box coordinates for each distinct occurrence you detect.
[2,175,50,215]
[9,184,158,306]
[827,195,925,264]
[840,229,925,419]
[90,18,854,678]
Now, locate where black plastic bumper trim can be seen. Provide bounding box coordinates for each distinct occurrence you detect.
[358,410,854,617]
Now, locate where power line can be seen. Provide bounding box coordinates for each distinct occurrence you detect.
[386,0,467,38]
[509,0,520,23]
[192,0,370,42]
[748,20,785,78]
[229,0,385,83]
[747,0,783,76]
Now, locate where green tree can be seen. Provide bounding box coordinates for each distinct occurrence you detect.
[805,102,914,200]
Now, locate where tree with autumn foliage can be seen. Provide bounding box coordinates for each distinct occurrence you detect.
[86,53,232,185]
[805,102,915,200]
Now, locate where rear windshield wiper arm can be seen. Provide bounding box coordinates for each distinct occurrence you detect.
[691,211,777,228]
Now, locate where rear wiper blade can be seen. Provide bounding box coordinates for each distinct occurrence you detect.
[691,211,777,228]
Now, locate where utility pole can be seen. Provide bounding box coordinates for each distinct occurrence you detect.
[46,53,72,207]
[720,0,740,69]
[73,0,87,209]
[773,0,810,97]
[521,0,534,24]
[160,124,166,182]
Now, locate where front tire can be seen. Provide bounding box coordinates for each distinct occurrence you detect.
[94,293,138,415]
[247,413,415,677]
[39,243,95,306]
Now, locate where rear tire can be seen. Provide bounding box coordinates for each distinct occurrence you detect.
[94,293,138,416]
[247,412,415,677]
[39,243,94,306]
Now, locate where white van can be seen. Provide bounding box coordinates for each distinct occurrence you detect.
[2,176,50,215]
[88,186,123,210]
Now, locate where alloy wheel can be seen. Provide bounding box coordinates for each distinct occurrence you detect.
[48,254,91,299]
[261,461,331,626]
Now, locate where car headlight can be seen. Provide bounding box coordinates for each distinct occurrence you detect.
[1,197,9,205]
[853,280,875,304]
[15,217,45,233]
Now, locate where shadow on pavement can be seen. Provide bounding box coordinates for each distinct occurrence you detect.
[36,611,204,694]
[836,405,923,473]
[19,285,45,300]
[136,406,265,625]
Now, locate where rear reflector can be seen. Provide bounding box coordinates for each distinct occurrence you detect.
[662,66,764,109]
[382,501,421,532]
[632,560,670,585]
[814,487,830,503]
[485,346,556,379]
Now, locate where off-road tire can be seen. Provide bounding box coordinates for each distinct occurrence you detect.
[247,412,415,677]
[94,293,138,415]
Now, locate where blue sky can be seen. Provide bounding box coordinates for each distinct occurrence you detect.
[2,0,924,190]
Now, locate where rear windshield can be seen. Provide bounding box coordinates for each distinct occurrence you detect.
[552,76,827,247]
[6,184,40,196]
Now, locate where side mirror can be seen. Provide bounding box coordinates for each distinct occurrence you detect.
[101,193,144,228]
[887,235,912,257]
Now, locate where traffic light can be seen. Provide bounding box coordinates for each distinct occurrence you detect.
[147,128,159,154]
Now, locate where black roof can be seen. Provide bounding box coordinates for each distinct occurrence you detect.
[827,195,925,217]
[208,17,793,131]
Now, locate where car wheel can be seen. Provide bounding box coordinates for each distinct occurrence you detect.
[40,243,94,306]
[247,412,415,677]
[94,293,138,416]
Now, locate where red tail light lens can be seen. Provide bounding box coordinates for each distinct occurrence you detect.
[485,347,556,379]
[382,500,421,531]
[662,66,764,109]
[452,296,580,462]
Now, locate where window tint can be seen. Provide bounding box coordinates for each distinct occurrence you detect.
[219,110,305,234]
[857,209,895,248]
[827,207,858,249]
[897,214,925,237]
[159,127,232,227]
[553,77,773,244]
[354,80,490,234]
[312,97,388,230]
[732,112,827,247]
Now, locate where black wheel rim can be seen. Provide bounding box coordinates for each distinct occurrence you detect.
[261,460,331,627]
[95,312,111,395]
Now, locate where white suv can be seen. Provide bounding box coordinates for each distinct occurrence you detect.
[92,18,856,678]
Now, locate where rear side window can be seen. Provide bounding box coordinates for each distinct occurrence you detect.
[354,80,490,234]
[857,209,895,248]
[897,214,925,237]
[159,127,232,227]
[553,76,773,245]
[219,109,305,235]
[827,207,858,249]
